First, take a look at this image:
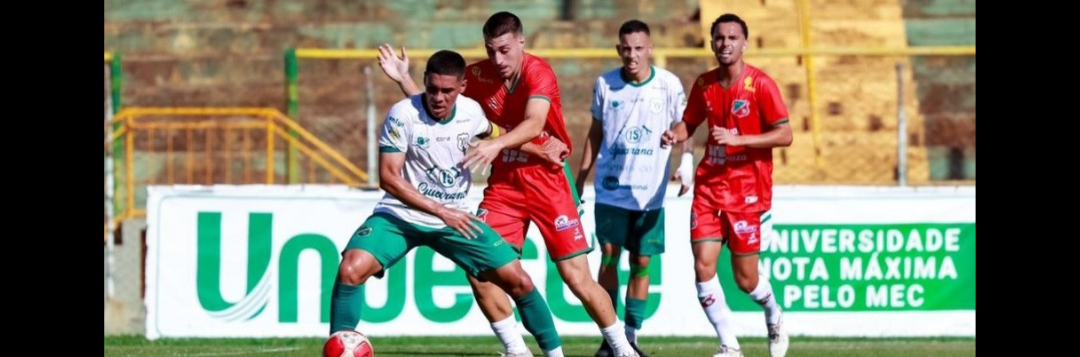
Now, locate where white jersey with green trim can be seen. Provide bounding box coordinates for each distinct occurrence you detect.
[374,94,490,228]
[590,66,686,211]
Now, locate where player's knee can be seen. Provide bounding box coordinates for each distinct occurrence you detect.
[733,269,759,293]
[601,244,622,257]
[629,259,651,278]
[694,260,716,280]
[338,250,376,285]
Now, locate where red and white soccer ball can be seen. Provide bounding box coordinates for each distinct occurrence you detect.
[323,330,374,357]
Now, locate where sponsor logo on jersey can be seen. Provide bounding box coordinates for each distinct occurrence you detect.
[744,76,755,92]
[734,220,756,235]
[415,136,431,150]
[623,125,653,144]
[425,167,462,188]
[355,227,373,237]
[554,215,580,232]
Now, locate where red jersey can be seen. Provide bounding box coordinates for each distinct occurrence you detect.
[683,65,789,212]
[464,53,571,176]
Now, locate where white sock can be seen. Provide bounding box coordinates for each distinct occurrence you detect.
[750,279,782,325]
[601,321,634,355]
[544,346,565,357]
[625,324,638,344]
[697,274,740,350]
[490,315,528,354]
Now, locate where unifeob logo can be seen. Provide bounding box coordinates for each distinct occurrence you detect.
[195,211,661,325]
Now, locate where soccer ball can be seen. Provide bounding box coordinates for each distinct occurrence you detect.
[323,330,374,357]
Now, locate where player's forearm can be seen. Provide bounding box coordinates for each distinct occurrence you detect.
[737,124,793,148]
[380,176,446,218]
[672,122,692,143]
[396,77,422,97]
[493,116,544,150]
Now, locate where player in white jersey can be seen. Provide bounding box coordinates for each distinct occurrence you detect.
[327,50,565,357]
[573,20,688,357]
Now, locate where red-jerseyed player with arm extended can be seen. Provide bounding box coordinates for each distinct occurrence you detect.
[662,13,792,357]
[377,11,640,357]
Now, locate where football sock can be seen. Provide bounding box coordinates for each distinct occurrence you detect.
[329,283,362,334]
[514,288,563,352]
[697,275,740,350]
[601,321,634,355]
[749,279,781,325]
[624,297,647,343]
[490,315,529,355]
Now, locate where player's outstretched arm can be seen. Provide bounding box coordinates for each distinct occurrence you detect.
[378,152,482,238]
[573,119,603,197]
[377,44,422,97]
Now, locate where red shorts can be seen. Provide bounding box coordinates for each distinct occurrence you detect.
[478,165,591,261]
[691,201,769,256]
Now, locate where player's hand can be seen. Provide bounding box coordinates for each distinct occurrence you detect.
[464,140,504,174]
[438,207,483,239]
[661,130,676,148]
[536,137,569,167]
[377,44,410,83]
[711,126,742,146]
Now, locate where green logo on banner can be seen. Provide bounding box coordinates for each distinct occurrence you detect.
[719,223,976,312]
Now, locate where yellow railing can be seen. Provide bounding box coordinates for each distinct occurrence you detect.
[105,107,370,221]
[295,46,975,67]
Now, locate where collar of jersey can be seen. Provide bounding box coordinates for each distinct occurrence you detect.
[621,65,656,87]
[421,95,457,125]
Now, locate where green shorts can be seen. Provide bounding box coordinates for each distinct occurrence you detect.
[594,203,665,256]
[344,212,519,279]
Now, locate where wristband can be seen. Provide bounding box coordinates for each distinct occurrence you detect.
[489,125,501,139]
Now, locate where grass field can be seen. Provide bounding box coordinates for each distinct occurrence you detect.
[104,335,976,357]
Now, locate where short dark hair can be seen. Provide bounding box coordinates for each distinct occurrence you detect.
[483,11,523,38]
[710,13,748,39]
[425,50,467,79]
[619,19,651,37]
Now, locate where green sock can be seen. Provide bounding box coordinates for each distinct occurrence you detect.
[514,288,563,352]
[329,283,363,334]
[625,297,647,330]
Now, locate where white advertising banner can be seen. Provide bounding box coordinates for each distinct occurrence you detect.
[145,185,975,339]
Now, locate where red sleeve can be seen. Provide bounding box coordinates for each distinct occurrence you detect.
[756,76,789,126]
[682,76,707,133]
[524,61,559,101]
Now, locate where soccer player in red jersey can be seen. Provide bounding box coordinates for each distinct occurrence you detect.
[378,11,640,357]
[662,13,792,357]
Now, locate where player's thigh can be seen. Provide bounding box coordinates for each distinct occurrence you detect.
[344,213,413,277]
[427,221,519,279]
[691,200,724,244]
[629,207,666,256]
[594,203,631,248]
[477,200,529,251]
[521,169,591,261]
[721,211,765,256]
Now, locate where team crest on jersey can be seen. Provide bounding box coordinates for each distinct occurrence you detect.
[471,66,481,76]
[554,215,580,232]
[732,100,751,118]
[650,98,664,114]
[457,133,470,153]
[697,77,705,88]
